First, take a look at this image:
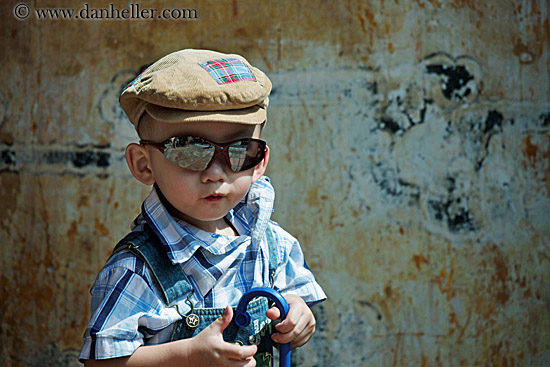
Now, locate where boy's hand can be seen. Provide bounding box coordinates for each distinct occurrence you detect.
[188,306,258,366]
[266,294,316,350]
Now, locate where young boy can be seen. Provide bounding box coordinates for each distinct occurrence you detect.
[80,49,326,366]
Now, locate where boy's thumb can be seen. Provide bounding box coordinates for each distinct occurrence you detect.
[214,305,233,334]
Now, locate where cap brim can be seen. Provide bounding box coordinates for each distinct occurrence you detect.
[144,104,266,125]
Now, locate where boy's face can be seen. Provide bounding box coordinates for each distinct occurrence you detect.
[126,114,268,233]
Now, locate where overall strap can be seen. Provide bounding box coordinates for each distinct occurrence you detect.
[265,224,278,285]
[113,226,193,305]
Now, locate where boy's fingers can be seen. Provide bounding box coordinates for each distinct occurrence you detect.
[272,333,312,349]
[212,307,258,362]
[272,312,315,347]
[272,327,312,349]
[274,315,298,333]
[266,305,281,320]
[229,356,257,367]
[212,306,233,334]
[225,343,258,361]
[273,304,304,334]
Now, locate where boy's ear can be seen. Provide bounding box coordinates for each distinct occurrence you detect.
[252,145,270,183]
[125,143,155,185]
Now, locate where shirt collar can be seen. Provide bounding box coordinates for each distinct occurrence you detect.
[234,175,275,246]
[134,176,275,265]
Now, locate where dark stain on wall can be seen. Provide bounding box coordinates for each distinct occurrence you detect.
[0,89,8,129]
[1,147,15,166]
[0,144,113,176]
[482,110,504,134]
[371,162,402,198]
[541,112,550,127]
[427,197,477,233]
[426,64,474,100]
[427,164,478,233]
[473,110,504,171]
[49,149,111,168]
[379,117,402,134]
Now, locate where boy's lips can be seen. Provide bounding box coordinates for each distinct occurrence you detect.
[204,193,226,202]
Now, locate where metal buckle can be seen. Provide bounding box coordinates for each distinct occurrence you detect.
[168,289,200,330]
[127,239,147,250]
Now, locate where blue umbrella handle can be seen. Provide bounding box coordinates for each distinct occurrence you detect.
[235,287,291,367]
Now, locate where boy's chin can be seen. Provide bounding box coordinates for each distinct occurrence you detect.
[172,211,228,227]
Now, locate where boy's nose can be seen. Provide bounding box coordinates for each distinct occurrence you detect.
[200,153,229,182]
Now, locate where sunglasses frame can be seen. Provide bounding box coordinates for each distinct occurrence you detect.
[140,136,267,172]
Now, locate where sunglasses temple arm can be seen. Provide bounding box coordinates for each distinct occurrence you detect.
[139,140,166,151]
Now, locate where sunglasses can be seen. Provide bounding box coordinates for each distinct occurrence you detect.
[140,136,267,172]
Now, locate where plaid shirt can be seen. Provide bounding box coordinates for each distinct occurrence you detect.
[80,176,326,360]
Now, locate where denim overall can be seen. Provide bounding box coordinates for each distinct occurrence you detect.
[113,225,278,367]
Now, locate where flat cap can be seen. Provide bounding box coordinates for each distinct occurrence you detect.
[120,49,272,126]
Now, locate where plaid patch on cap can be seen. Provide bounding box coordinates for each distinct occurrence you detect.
[198,58,257,85]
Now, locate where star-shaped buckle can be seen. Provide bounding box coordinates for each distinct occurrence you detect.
[185,313,200,330]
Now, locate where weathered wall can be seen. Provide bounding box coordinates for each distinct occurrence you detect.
[1,1,548,366]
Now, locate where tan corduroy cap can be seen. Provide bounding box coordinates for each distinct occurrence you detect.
[120,49,272,127]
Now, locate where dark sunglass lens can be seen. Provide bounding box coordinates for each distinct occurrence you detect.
[165,137,214,171]
[229,140,265,171]
[227,140,249,171]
